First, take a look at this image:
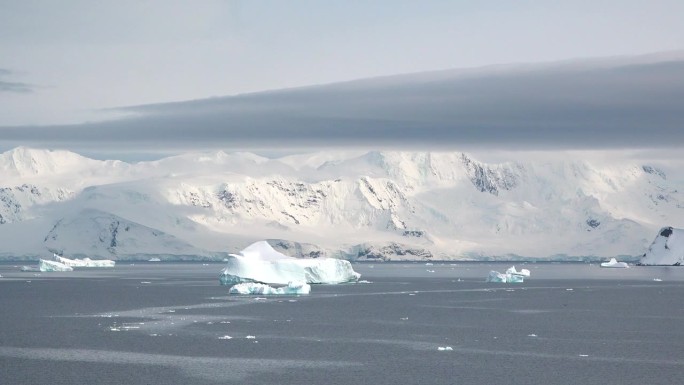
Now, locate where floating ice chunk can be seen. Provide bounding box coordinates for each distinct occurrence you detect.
[148,258,161,262]
[506,266,531,277]
[600,258,629,268]
[437,346,453,351]
[653,278,663,282]
[486,271,507,283]
[20,266,39,272]
[54,254,115,268]
[486,267,529,283]
[218,335,233,340]
[229,281,311,295]
[219,241,360,285]
[39,259,73,272]
[507,274,525,283]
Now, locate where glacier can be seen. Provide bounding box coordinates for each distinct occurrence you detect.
[54,254,115,268]
[640,227,684,266]
[600,257,629,268]
[38,259,73,272]
[219,241,361,285]
[229,281,311,295]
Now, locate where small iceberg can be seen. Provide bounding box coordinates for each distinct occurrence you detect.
[486,266,530,283]
[229,281,311,295]
[600,258,629,268]
[54,254,115,268]
[148,258,161,262]
[39,259,74,272]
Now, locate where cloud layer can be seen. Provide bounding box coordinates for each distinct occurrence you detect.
[0,69,33,93]
[1,53,683,153]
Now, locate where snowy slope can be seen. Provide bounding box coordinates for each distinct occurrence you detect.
[0,147,682,260]
[640,227,684,265]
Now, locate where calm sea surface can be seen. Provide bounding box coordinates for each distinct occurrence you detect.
[1,262,684,384]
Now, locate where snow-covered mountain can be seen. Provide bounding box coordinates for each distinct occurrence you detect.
[0,146,682,261]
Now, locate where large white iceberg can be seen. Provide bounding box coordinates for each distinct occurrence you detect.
[219,241,361,285]
[54,254,115,268]
[486,266,530,283]
[600,257,629,268]
[640,227,684,266]
[229,281,311,295]
[39,259,74,272]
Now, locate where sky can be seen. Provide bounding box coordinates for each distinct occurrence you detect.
[1,0,683,160]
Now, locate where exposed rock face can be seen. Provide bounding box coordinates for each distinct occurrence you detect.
[354,243,433,261]
[461,154,518,195]
[0,184,71,224]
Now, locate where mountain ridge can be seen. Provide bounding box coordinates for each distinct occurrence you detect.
[0,147,682,261]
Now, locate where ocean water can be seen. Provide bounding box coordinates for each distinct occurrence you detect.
[1,262,683,384]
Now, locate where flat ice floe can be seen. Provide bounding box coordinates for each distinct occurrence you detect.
[486,266,530,283]
[640,227,684,266]
[219,241,360,285]
[54,254,115,267]
[600,257,629,268]
[229,281,311,295]
[38,259,74,272]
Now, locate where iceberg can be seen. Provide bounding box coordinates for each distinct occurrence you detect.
[148,258,161,262]
[219,241,360,285]
[229,281,311,295]
[486,270,508,283]
[54,254,115,268]
[506,266,531,277]
[600,257,629,268]
[640,227,684,266]
[486,266,530,283]
[39,259,74,272]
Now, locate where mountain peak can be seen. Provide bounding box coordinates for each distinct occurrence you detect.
[0,147,116,184]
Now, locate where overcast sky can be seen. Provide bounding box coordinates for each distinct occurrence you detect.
[1,1,683,159]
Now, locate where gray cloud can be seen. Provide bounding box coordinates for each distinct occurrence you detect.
[1,53,683,152]
[0,69,33,93]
